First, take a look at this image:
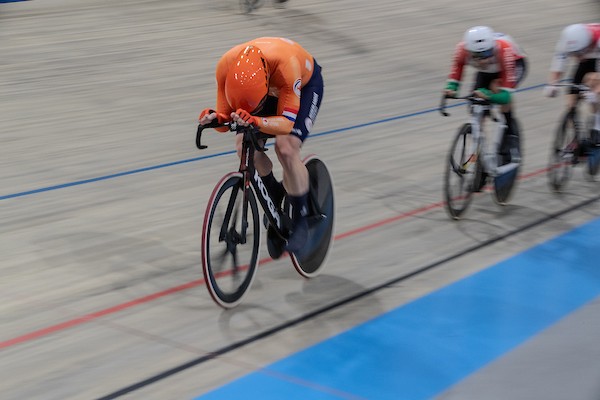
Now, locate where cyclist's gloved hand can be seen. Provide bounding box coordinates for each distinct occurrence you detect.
[234,108,259,127]
[543,85,559,98]
[444,81,459,98]
[474,88,511,105]
[444,90,457,98]
[473,88,492,99]
[199,108,230,126]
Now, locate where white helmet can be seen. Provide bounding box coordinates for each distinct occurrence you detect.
[557,24,592,54]
[463,26,495,59]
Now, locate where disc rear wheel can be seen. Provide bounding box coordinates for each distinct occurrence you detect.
[290,155,335,278]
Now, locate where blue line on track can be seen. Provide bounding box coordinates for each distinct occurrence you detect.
[1,84,544,201]
[195,215,600,400]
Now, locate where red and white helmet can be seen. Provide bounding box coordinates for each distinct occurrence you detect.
[557,24,592,55]
[463,26,495,59]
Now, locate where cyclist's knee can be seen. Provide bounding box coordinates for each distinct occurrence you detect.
[275,135,302,161]
[583,72,600,88]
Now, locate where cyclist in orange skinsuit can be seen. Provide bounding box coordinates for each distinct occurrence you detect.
[199,37,324,255]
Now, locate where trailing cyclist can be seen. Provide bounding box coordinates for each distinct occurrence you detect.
[443,26,528,190]
[544,23,600,148]
[198,37,324,254]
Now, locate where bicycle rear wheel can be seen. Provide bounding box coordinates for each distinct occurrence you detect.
[585,118,600,179]
[492,163,519,205]
[587,145,600,178]
[202,172,261,308]
[548,112,576,192]
[444,124,477,219]
[290,155,335,278]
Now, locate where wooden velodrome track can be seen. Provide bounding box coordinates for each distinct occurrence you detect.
[1,0,600,399]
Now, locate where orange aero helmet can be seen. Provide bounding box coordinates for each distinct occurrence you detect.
[225,45,270,113]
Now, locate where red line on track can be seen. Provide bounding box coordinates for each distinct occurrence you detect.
[0,166,549,351]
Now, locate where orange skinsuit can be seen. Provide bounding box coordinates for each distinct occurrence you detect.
[213,37,315,135]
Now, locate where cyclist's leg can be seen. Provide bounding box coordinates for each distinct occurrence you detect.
[471,72,498,185]
[583,65,600,145]
[277,134,309,251]
[248,96,287,206]
[569,59,596,110]
[279,60,324,252]
[472,71,498,92]
[570,60,598,155]
[496,58,527,162]
[501,58,527,163]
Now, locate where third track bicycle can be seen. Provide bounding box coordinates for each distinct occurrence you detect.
[547,83,600,192]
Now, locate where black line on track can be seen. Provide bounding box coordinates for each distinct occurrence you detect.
[97,194,600,400]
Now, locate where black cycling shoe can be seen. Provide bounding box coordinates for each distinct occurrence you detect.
[284,217,308,254]
[267,226,285,259]
[473,170,488,193]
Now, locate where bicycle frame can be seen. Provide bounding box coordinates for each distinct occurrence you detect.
[471,103,508,177]
[197,122,292,239]
[554,83,596,141]
[441,96,508,177]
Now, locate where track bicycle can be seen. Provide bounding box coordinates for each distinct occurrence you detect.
[547,83,600,192]
[196,121,335,308]
[440,95,521,219]
[239,0,287,14]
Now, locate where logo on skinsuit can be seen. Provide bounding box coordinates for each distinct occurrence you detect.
[305,117,313,132]
[293,79,302,97]
[254,170,280,228]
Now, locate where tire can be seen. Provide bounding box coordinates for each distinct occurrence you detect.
[585,117,600,179]
[444,124,477,219]
[587,146,600,178]
[290,155,335,278]
[202,172,261,309]
[548,112,576,192]
[493,119,521,205]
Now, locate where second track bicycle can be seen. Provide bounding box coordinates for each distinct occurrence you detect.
[440,95,521,219]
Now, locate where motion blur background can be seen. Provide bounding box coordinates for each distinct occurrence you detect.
[1,0,600,399]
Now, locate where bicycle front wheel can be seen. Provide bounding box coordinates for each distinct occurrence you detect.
[444,123,477,219]
[202,172,261,309]
[548,112,576,192]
